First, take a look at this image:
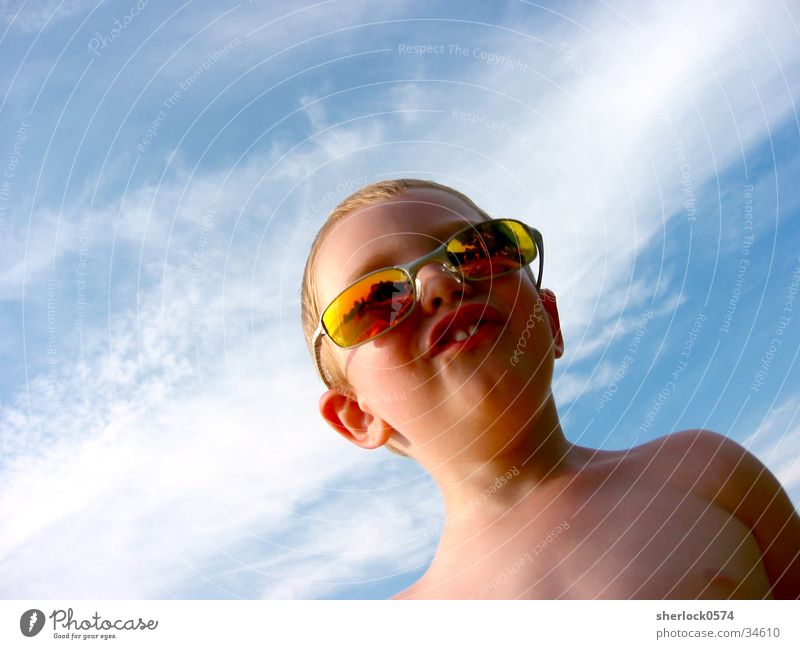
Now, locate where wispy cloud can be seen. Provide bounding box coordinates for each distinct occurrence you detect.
[0,94,446,597]
[2,0,799,599]
[743,398,800,507]
[0,0,88,34]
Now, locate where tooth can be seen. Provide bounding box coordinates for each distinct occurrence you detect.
[468,323,479,336]
[453,330,469,342]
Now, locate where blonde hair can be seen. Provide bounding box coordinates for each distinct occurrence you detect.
[300,178,491,455]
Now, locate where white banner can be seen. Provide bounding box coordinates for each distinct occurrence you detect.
[1,600,797,648]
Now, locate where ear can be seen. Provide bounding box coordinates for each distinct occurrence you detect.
[319,389,394,449]
[539,288,564,359]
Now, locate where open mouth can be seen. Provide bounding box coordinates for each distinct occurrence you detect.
[427,304,506,359]
[450,322,481,342]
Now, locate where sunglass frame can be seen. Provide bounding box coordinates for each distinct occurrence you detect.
[310,218,544,387]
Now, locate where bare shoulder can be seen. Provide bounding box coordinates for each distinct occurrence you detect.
[577,429,744,496]
[630,429,800,598]
[622,428,784,512]
[626,429,779,504]
[627,429,748,491]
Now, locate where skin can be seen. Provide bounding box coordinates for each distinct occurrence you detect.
[315,188,800,599]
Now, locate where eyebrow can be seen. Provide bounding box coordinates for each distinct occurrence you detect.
[345,249,401,284]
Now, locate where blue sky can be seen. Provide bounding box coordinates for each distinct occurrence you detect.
[1,0,799,599]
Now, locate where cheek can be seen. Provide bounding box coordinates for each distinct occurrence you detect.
[344,346,420,402]
[504,307,556,371]
[508,340,556,391]
[358,318,427,372]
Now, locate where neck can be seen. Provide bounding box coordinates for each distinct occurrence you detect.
[423,394,588,533]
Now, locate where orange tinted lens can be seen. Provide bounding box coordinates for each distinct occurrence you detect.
[446,220,536,279]
[322,268,414,347]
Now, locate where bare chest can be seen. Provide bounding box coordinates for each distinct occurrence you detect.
[430,481,771,599]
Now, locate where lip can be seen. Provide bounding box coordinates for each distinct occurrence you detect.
[426,303,508,359]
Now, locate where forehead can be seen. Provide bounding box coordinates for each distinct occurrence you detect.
[315,188,487,304]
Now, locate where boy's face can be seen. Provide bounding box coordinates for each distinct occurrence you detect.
[315,188,563,463]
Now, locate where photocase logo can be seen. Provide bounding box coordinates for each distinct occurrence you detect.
[20,609,45,637]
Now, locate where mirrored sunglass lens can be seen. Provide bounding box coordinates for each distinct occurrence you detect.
[446,220,537,279]
[322,268,414,347]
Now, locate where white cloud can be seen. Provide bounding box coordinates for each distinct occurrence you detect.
[2,0,799,599]
[257,485,441,599]
[0,310,372,596]
[743,398,800,507]
[0,105,435,597]
[0,0,87,33]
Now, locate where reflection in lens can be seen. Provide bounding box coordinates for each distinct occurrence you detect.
[447,220,537,280]
[323,269,414,347]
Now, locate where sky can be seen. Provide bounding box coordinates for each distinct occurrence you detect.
[1,0,799,599]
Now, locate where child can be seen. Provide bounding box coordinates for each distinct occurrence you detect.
[301,178,800,599]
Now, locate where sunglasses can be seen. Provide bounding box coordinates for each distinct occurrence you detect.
[311,218,544,386]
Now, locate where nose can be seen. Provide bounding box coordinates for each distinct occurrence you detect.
[416,263,473,314]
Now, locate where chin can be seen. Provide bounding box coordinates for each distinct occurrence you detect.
[447,364,506,401]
